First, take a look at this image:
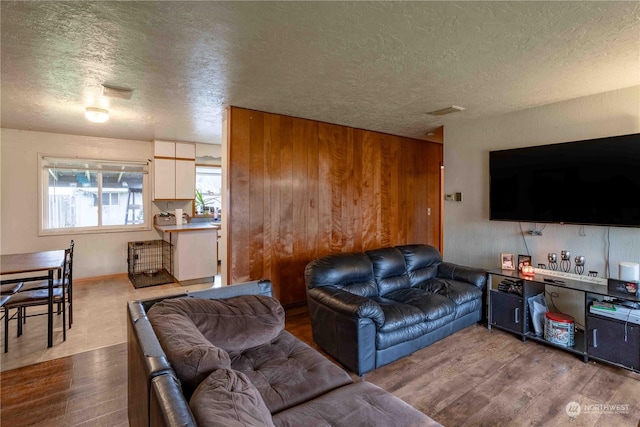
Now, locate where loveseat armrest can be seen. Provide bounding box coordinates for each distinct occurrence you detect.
[307,287,384,327]
[437,262,487,290]
[306,287,380,375]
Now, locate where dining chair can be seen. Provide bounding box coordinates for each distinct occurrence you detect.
[1,282,23,295]
[3,247,70,353]
[1,282,23,340]
[18,240,75,328]
[0,294,10,330]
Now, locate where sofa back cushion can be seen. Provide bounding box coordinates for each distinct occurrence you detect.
[366,247,410,296]
[304,252,378,297]
[397,244,442,287]
[150,295,285,353]
[190,369,275,427]
[148,303,232,392]
[148,295,285,393]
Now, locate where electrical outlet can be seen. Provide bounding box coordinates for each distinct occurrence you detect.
[444,194,454,201]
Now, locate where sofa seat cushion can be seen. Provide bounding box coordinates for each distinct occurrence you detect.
[272,380,441,427]
[373,290,456,332]
[230,330,353,414]
[418,279,483,306]
[148,295,285,352]
[190,369,275,427]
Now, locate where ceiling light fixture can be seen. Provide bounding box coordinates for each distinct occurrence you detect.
[426,106,465,116]
[85,107,110,123]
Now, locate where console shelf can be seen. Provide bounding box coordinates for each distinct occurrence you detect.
[523,330,586,357]
[488,270,640,373]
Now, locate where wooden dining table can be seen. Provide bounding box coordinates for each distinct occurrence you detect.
[1,249,65,348]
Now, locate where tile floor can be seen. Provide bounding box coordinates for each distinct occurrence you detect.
[0,274,220,372]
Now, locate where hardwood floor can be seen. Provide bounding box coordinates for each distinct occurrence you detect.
[2,286,639,426]
[1,343,128,426]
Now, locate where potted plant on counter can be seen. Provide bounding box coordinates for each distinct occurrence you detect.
[195,189,207,215]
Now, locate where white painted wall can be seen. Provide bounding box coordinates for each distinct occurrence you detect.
[443,85,640,324]
[0,129,163,278]
[443,85,640,274]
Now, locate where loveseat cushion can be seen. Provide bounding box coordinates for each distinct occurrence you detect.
[189,369,275,427]
[230,330,353,414]
[374,289,456,332]
[376,311,457,350]
[305,252,378,297]
[366,247,410,296]
[396,244,442,287]
[418,279,483,306]
[148,295,285,352]
[271,380,441,427]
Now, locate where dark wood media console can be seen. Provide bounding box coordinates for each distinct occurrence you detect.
[488,269,640,373]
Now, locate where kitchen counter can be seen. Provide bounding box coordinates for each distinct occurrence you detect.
[155,222,220,233]
[155,222,219,283]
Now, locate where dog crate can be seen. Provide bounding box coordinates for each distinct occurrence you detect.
[127,240,173,288]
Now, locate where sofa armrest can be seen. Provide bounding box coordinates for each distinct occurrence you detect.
[307,287,384,328]
[187,279,272,299]
[150,374,197,427]
[128,301,175,427]
[437,262,487,290]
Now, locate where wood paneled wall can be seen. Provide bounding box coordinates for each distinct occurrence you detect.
[226,107,443,306]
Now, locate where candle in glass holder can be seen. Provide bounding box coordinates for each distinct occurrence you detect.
[522,265,535,276]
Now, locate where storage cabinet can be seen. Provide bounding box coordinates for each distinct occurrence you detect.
[153,141,195,200]
[490,291,524,334]
[587,314,640,370]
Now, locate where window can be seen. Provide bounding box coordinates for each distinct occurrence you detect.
[40,156,149,234]
[194,166,221,217]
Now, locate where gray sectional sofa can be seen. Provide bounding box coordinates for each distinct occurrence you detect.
[305,244,487,375]
[127,280,441,427]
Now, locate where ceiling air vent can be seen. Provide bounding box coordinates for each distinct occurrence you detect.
[101,84,134,100]
[426,106,465,116]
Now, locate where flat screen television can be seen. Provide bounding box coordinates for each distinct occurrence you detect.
[489,133,640,227]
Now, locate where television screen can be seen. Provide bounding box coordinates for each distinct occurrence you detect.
[489,133,640,227]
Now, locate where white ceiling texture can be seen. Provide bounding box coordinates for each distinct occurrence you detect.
[1,1,639,145]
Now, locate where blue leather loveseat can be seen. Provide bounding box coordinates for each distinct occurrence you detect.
[305,244,487,376]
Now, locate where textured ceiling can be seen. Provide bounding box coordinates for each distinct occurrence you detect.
[1,1,639,144]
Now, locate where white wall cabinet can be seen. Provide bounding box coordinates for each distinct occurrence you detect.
[153,141,195,200]
[175,159,196,199]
